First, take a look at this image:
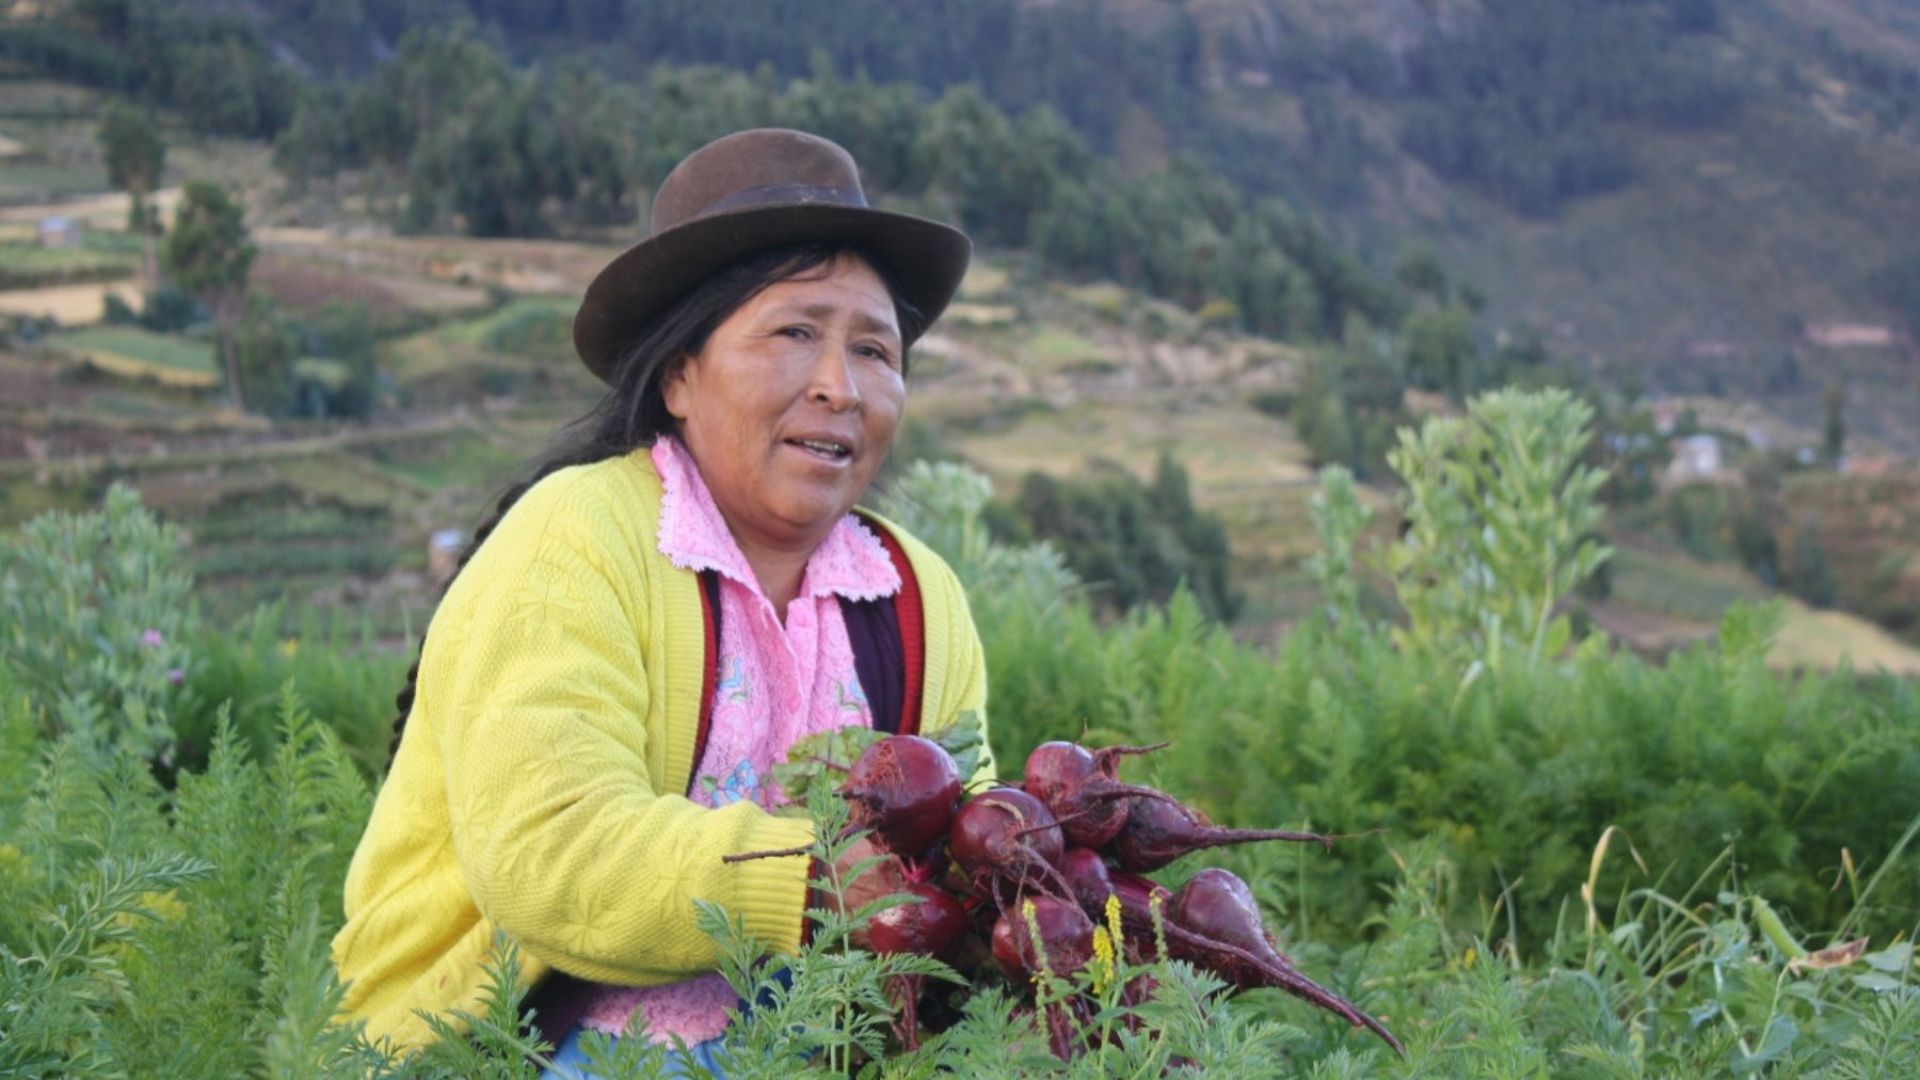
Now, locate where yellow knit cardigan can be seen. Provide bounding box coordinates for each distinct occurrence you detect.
[331,448,992,1052]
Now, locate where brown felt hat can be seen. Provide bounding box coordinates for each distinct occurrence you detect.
[572,128,972,384]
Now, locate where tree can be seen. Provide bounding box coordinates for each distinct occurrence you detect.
[162,180,256,411]
[1402,304,1481,396]
[1823,381,1847,465]
[95,99,165,286]
[1392,243,1449,304]
[234,297,298,416]
[1789,517,1837,607]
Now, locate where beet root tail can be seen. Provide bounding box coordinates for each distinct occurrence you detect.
[1092,741,1170,773]
[1166,924,1403,1057]
[1197,825,1336,853]
[1256,959,1404,1058]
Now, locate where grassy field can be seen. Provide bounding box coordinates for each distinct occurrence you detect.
[1773,601,1920,676]
[47,325,217,387]
[0,240,138,287]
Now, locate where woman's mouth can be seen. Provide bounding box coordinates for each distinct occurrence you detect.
[785,438,853,462]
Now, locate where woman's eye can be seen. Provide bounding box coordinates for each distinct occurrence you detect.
[778,326,812,341]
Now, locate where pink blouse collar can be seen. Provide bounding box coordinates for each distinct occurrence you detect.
[651,436,900,603]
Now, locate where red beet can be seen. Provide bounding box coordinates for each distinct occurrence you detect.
[1056,850,1177,940]
[990,895,1096,983]
[1109,794,1334,873]
[1056,847,1117,918]
[865,881,969,962]
[1022,741,1173,849]
[948,787,1068,898]
[1104,867,1174,936]
[840,735,963,857]
[1168,869,1403,1056]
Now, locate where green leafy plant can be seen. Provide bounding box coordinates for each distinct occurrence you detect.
[0,483,197,760]
[1379,387,1612,670]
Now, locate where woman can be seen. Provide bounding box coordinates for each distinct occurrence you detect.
[330,129,995,1068]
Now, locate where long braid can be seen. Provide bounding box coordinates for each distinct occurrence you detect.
[381,242,924,769]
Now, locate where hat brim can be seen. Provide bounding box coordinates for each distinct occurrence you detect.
[572,202,972,384]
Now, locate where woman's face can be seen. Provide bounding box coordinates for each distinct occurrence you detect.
[663,253,906,553]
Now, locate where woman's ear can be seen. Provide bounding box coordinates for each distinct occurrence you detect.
[660,354,695,422]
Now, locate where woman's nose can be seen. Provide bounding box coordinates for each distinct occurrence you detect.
[807,342,863,410]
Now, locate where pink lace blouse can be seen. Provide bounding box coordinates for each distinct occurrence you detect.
[576,436,900,1043]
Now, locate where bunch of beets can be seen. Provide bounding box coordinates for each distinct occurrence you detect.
[745,733,1403,1060]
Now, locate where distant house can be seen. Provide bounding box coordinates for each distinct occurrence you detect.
[1663,434,1724,487]
[38,216,83,249]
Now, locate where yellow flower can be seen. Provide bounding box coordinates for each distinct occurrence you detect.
[138,889,188,922]
[110,889,189,935]
[278,638,300,658]
[1104,893,1125,953]
[1091,926,1116,995]
[1020,899,1053,987]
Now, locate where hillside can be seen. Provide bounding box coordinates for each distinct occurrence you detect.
[97,0,1920,450]
[6,0,1917,451]
[1,2,1916,668]
[4,170,1916,675]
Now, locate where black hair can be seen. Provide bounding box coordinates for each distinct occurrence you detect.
[387,242,925,762]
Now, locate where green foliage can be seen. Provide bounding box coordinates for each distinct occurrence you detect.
[0,244,142,290]
[1823,382,1847,465]
[94,98,165,230]
[1305,465,1372,634]
[0,680,375,1077]
[1292,316,1410,478]
[174,602,407,780]
[0,483,196,759]
[295,301,382,418]
[1402,0,1739,214]
[875,460,1080,639]
[0,1,295,138]
[978,568,1920,955]
[162,178,255,407]
[1010,453,1240,622]
[1380,388,1612,670]
[221,298,385,419]
[162,179,254,300]
[1788,517,1838,610]
[1401,304,1483,398]
[236,296,301,416]
[5,458,1920,1073]
[265,21,1403,340]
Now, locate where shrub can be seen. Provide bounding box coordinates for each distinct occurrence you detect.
[1006,454,1240,622]
[1379,387,1610,670]
[0,484,196,760]
[4,407,1919,1074]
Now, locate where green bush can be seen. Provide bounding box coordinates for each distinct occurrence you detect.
[1008,453,1240,622]
[175,603,408,780]
[4,392,1917,1075]
[0,484,196,760]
